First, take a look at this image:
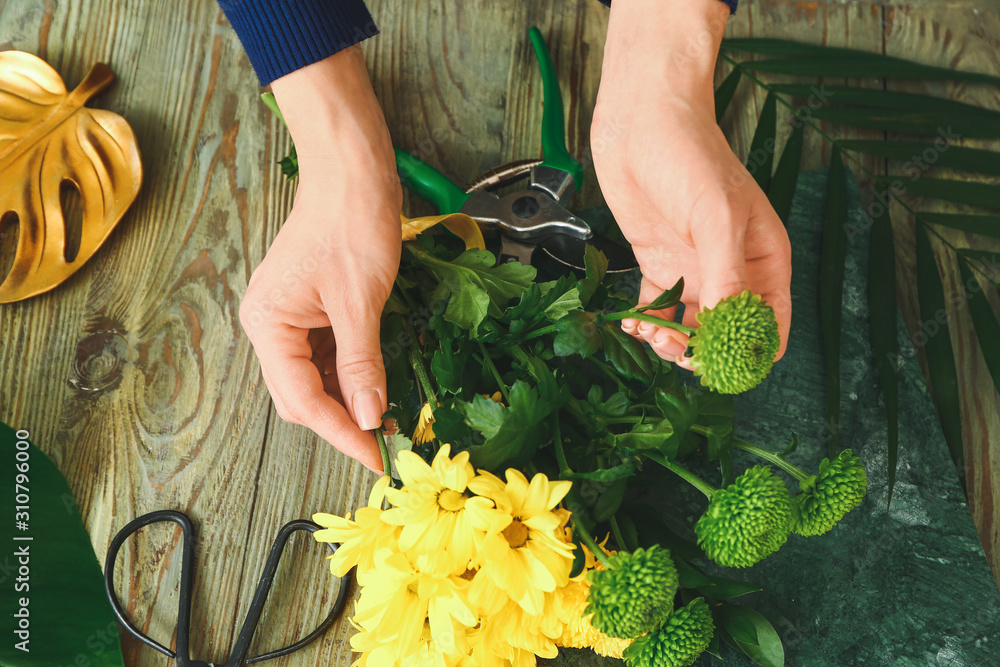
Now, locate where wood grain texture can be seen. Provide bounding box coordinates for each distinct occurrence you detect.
[0,2,998,666]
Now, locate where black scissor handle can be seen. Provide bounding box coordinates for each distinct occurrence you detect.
[104,510,200,664]
[105,510,352,666]
[239,520,351,665]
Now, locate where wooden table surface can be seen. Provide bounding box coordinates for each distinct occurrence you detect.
[0,0,997,664]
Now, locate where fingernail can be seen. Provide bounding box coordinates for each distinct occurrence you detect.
[638,321,654,336]
[352,389,384,431]
[653,331,687,358]
[621,318,638,334]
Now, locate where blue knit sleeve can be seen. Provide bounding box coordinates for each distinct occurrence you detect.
[596,0,738,13]
[217,0,378,85]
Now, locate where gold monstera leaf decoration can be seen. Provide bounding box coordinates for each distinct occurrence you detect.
[0,51,141,303]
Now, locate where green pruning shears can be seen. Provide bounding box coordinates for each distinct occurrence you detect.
[395,27,638,273]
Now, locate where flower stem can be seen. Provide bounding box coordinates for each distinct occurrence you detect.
[552,413,573,476]
[602,311,697,336]
[478,342,510,403]
[409,350,438,405]
[573,516,611,568]
[610,515,629,552]
[656,458,716,499]
[374,428,392,480]
[523,311,696,342]
[733,439,810,482]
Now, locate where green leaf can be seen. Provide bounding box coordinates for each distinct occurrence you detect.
[874,176,1000,212]
[747,92,778,192]
[820,149,848,453]
[958,258,1000,398]
[768,122,804,225]
[717,604,785,667]
[867,188,900,506]
[443,281,490,332]
[634,278,684,313]
[780,432,799,458]
[593,478,628,523]
[919,213,1000,239]
[579,245,609,306]
[553,311,602,358]
[615,419,677,457]
[676,559,762,600]
[806,107,1000,139]
[771,83,1000,115]
[460,393,506,438]
[566,462,637,482]
[915,222,966,485]
[543,286,583,321]
[958,248,1000,266]
[715,66,743,124]
[414,248,536,330]
[431,343,467,395]
[729,50,1000,86]
[693,391,735,462]
[590,389,629,418]
[838,140,1000,177]
[507,275,581,332]
[466,379,566,471]
[599,323,655,382]
[0,423,126,667]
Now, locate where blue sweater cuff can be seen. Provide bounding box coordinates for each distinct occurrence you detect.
[217,0,378,85]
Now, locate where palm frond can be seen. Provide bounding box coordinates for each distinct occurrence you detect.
[719,38,1000,499]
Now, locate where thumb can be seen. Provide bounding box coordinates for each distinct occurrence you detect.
[327,292,389,433]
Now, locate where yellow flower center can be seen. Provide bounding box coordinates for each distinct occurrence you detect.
[502,519,529,548]
[437,489,467,512]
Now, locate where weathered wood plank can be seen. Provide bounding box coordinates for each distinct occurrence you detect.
[2,3,999,667]
[881,1,1000,587]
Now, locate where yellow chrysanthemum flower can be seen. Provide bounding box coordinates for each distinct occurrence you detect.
[553,542,632,660]
[351,550,478,662]
[314,476,396,577]
[381,444,497,572]
[468,469,575,615]
[412,402,436,445]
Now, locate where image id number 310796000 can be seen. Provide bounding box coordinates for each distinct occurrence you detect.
[13,429,31,653]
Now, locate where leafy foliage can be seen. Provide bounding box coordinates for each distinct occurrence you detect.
[720,38,1000,500]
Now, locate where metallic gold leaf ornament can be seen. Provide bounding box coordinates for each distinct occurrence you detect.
[0,51,141,303]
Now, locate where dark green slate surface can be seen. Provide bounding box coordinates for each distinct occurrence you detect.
[547,168,1000,666]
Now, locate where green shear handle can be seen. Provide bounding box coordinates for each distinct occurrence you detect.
[394,148,471,214]
[396,26,584,211]
[528,26,584,187]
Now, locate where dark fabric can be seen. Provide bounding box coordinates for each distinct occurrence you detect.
[217,0,377,85]
[597,0,738,12]
[218,0,739,86]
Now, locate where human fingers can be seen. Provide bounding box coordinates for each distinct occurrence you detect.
[246,317,383,473]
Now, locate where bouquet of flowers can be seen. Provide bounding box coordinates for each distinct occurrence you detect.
[310,224,868,667]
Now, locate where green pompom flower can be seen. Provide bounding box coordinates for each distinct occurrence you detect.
[793,449,868,536]
[622,597,715,667]
[689,291,780,394]
[586,545,679,639]
[695,465,793,568]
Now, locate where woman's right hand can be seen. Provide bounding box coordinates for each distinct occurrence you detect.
[239,46,401,473]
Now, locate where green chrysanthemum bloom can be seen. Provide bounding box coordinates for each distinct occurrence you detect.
[695,465,793,568]
[586,545,679,639]
[622,597,715,667]
[793,449,868,536]
[689,291,780,394]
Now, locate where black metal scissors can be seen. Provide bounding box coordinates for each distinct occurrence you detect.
[105,510,351,666]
